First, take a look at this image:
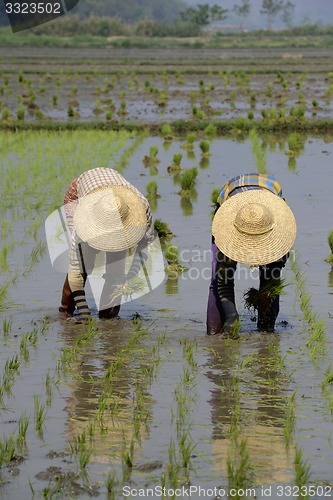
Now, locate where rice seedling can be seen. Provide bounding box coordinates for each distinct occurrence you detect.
[17,108,25,121]
[0,435,16,465]
[154,219,173,241]
[34,395,46,435]
[20,335,30,362]
[146,180,159,198]
[199,140,210,157]
[167,152,183,174]
[164,244,187,277]
[244,278,287,315]
[72,434,92,469]
[105,469,118,497]
[2,317,12,338]
[110,275,147,304]
[178,167,198,198]
[205,123,217,137]
[161,123,173,141]
[294,446,311,488]
[284,392,296,449]
[286,132,304,157]
[67,105,74,117]
[17,411,29,446]
[325,229,333,264]
[1,107,10,120]
[227,438,253,494]
[143,145,160,166]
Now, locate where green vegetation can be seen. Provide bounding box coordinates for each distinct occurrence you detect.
[325,230,333,264]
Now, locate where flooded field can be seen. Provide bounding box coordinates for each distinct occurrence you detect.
[1,126,333,498]
[0,44,333,499]
[1,46,333,124]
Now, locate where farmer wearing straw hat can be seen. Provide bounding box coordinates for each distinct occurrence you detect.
[207,173,296,334]
[59,167,155,320]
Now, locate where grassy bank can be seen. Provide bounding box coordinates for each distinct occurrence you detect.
[1,27,333,49]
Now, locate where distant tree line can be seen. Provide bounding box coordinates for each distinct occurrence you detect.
[1,0,332,36]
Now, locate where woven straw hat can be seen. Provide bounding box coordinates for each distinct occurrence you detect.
[212,190,296,265]
[73,186,147,252]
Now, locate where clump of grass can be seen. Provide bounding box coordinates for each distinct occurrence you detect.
[167,153,183,174]
[204,123,217,137]
[181,132,196,150]
[17,108,25,121]
[325,230,333,264]
[178,167,197,198]
[146,180,159,197]
[1,108,10,120]
[67,105,74,118]
[286,132,304,157]
[244,278,286,315]
[161,123,173,141]
[154,219,174,241]
[199,140,211,157]
[143,145,160,166]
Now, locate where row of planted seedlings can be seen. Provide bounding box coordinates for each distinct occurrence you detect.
[0,129,151,493]
[209,332,312,496]
[45,316,170,497]
[247,131,331,489]
[1,68,333,124]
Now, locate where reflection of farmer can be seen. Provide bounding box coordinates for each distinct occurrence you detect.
[207,174,297,334]
[59,167,155,320]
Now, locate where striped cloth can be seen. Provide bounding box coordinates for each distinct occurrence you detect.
[218,173,283,205]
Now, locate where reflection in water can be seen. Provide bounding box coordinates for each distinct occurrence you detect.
[165,276,179,295]
[187,151,196,161]
[206,335,293,485]
[180,196,193,216]
[61,320,153,465]
[288,156,297,171]
[200,157,210,169]
[146,193,158,212]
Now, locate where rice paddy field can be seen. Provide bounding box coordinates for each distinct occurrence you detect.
[1,45,333,499]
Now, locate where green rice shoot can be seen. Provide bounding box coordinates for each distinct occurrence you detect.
[244,278,287,314]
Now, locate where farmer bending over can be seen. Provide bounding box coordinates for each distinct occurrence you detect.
[59,167,155,320]
[207,173,296,334]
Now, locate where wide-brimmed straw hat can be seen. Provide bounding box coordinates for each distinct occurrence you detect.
[212,189,296,265]
[73,186,147,252]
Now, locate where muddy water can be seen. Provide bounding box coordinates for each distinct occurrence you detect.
[1,133,333,498]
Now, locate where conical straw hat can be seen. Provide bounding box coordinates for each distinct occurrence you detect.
[212,190,296,265]
[73,186,147,252]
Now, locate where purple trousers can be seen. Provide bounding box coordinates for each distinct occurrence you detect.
[206,243,226,335]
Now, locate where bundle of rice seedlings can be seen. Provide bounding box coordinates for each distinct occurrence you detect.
[179,167,198,192]
[154,219,174,240]
[143,146,160,166]
[146,180,159,197]
[167,153,183,174]
[110,275,147,303]
[244,278,286,314]
[199,140,211,157]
